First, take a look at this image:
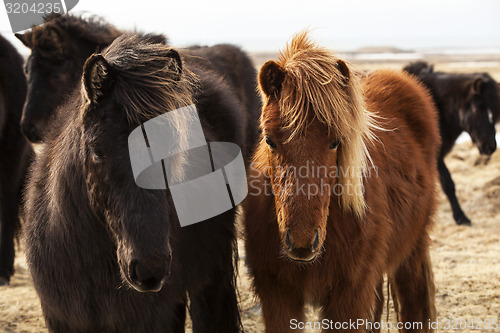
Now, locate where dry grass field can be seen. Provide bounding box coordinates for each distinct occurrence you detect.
[1,58,499,332]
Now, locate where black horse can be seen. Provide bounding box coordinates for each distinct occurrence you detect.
[15,14,166,143]
[0,35,32,285]
[23,34,259,332]
[404,61,499,225]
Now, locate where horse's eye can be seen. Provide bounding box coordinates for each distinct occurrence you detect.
[92,149,105,161]
[329,138,341,150]
[265,136,277,149]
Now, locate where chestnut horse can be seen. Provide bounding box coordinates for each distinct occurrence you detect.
[244,32,439,332]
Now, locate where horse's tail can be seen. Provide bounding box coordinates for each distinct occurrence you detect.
[389,278,399,326]
[422,249,437,328]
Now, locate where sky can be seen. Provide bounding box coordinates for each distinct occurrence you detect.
[1,0,500,54]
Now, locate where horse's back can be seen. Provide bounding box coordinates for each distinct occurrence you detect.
[185,44,255,87]
[182,44,260,159]
[363,69,441,163]
[184,44,257,106]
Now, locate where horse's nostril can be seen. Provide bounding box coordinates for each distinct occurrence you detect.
[136,262,165,281]
[312,229,319,252]
[286,230,292,250]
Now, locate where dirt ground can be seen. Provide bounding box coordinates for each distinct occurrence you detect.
[1,61,499,332]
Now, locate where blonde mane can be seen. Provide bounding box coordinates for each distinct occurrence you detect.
[276,31,378,217]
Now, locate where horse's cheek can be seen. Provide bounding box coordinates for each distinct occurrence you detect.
[84,171,99,202]
[83,164,109,217]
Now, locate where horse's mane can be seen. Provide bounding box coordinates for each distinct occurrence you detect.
[96,34,195,124]
[22,14,121,57]
[276,31,378,216]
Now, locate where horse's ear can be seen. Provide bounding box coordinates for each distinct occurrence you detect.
[164,49,182,81]
[15,32,32,48]
[143,33,168,45]
[473,77,484,95]
[259,60,286,97]
[82,54,115,104]
[336,59,350,85]
[422,63,434,75]
[43,13,61,23]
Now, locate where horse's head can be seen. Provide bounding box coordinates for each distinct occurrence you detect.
[79,34,187,292]
[256,32,374,262]
[15,14,121,143]
[403,61,434,76]
[460,74,498,155]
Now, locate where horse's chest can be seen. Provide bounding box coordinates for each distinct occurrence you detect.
[29,226,117,305]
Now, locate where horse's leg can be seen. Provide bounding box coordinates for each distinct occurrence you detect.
[320,284,377,333]
[188,257,240,333]
[370,280,384,333]
[188,271,240,333]
[0,178,20,285]
[438,156,471,225]
[44,316,76,333]
[392,237,436,333]
[254,272,305,333]
[169,297,186,333]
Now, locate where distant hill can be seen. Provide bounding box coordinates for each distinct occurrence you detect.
[354,46,410,53]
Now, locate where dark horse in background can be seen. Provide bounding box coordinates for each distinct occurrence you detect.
[0,35,32,286]
[23,34,259,332]
[404,61,499,225]
[15,14,166,143]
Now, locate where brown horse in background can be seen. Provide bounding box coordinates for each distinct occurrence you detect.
[244,31,439,332]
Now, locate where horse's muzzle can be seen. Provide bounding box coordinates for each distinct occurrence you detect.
[21,121,43,143]
[128,258,171,292]
[285,229,320,262]
[479,140,497,156]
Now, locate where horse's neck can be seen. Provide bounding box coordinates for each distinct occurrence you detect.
[45,134,102,236]
[46,166,114,270]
